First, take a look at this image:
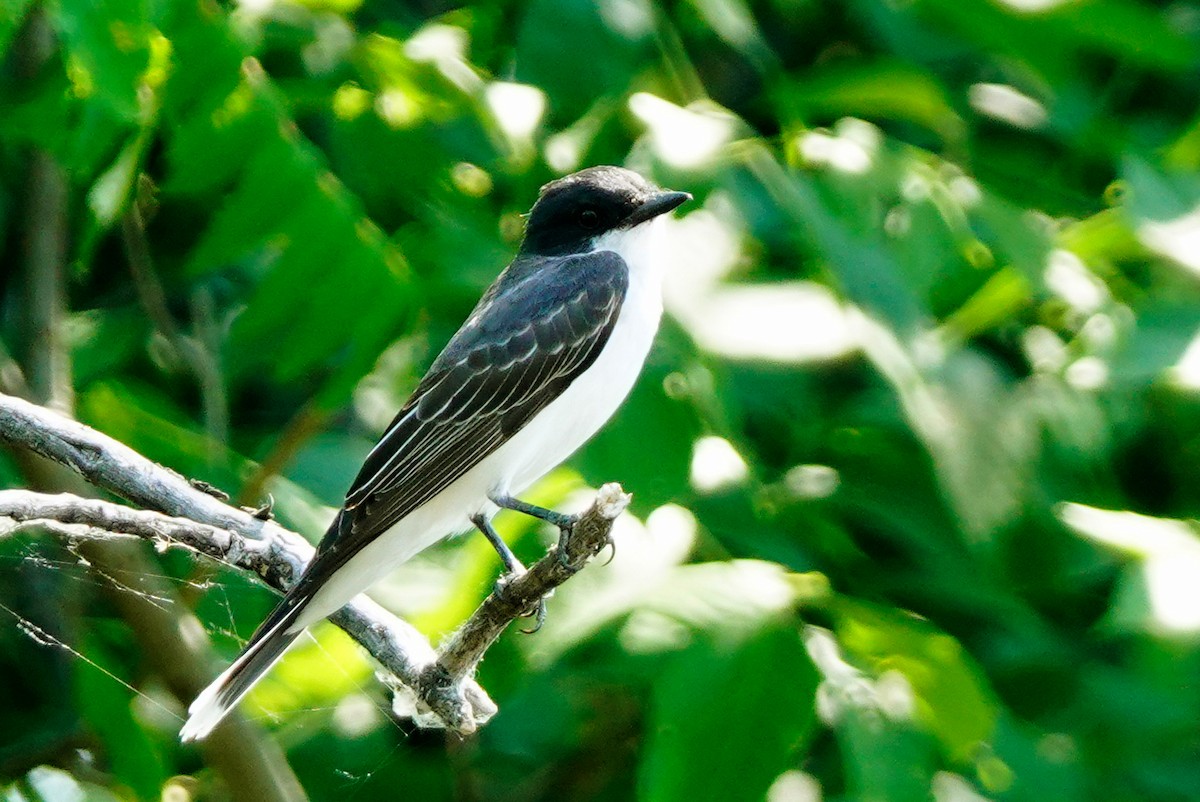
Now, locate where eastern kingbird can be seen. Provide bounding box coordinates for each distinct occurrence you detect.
[180,166,690,741]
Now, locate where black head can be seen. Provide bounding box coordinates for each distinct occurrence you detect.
[520,166,691,256]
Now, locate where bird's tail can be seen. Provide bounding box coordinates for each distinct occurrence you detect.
[182,511,355,742]
[179,592,310,742]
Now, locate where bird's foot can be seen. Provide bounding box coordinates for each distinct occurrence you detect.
[492,571,548,634]
[597,535,616,566]
[553,515,583,573]
[553,512,618,572]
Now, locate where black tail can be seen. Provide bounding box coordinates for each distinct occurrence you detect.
[180,511,351,741]
[179,592,310,741]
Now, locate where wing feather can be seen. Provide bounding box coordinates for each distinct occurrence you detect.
[305,250,628,589]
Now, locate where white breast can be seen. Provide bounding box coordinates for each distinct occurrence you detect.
[493,216,667,493]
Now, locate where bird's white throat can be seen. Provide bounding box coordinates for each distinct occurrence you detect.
[592,216,667,283]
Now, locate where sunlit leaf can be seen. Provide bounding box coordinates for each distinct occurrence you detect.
[54,0,153,120]
[834,599,998,760]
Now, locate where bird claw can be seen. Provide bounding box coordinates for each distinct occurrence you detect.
[492,572,548,635]
[554,516,581,573]
[519,597,548,634]
[597,536,616,566]
[555,515,615,571]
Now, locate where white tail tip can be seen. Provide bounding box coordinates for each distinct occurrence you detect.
[179,679,229,742]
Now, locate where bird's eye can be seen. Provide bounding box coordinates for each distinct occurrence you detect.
[579,208,600,229]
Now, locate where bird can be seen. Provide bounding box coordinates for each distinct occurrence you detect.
[180,165,691,741]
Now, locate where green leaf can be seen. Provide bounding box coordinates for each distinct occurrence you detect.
[77,382,250,488]
[857,321,1033,540]
[1044,0,1196,71]
[1109,301,1200,386]
[836,704,939,802]
[834,599,998,761]
[783,60,962,138]
[85,134,141,226]
[154,1,413,403]
[515,0,655,119]
[0,0,34,54]
[1121,156,1200,276]
[74,636,165,800]
[639,617,819,802]
[1121,156,1200,225]
[969,194,1054,284]
[746,143,927,335]
[53,0,153,120]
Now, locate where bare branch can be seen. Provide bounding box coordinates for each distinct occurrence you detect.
[0,392,482,725]
[443,485,629,681]
[0,514,141,543]
[0,491,289,582]
[0,393,626,733]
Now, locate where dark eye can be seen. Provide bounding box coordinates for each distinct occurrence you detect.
[579,208,600,229]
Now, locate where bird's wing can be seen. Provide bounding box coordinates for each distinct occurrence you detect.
[306,249,629,579]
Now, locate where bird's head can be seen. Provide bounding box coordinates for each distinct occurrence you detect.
[520,166,691,256]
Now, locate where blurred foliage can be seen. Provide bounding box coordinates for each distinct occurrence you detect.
[3,0,1200,800]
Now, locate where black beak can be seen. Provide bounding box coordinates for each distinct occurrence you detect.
[626,190,692,227]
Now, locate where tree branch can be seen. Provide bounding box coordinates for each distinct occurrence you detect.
[0,392,628,733]
[438,486,628,682]
[0,491,289,579]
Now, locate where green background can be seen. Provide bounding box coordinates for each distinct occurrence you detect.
[3,0,1200,799]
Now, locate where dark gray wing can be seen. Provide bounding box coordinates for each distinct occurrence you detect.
[303,249,628,581]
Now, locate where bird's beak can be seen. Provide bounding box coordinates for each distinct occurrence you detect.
[626,190,692,227]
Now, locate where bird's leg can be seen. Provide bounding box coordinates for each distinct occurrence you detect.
[472,512,524,575]
[470,513,546,633]
[489,494,581,572]
[490,495,577,528]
